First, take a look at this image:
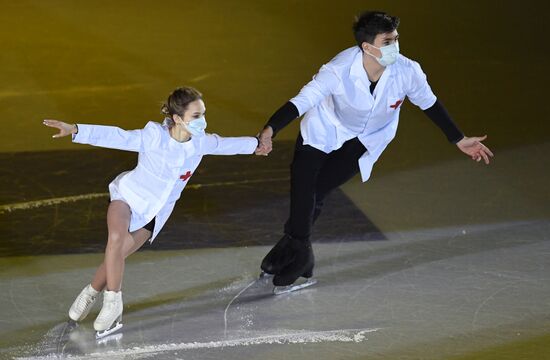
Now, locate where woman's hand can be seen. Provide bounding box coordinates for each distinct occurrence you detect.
[456,135,494,164]
[255,126,273,156]
[43,119,78,138]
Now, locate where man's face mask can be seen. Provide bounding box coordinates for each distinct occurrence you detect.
[367,41,400,66]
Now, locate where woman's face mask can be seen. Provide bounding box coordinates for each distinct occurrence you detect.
[185,116,207,137]
[367,41,400,66]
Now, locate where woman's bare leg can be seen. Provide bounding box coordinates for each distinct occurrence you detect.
[90,227,151,291]
[90,201,152,292]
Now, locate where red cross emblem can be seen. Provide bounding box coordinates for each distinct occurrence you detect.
[180,171,192,181]
[390,99,403,109]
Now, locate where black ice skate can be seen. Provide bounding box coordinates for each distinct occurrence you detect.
[260,234,293,276]
[261,236,316,294]
[272,236,314,281]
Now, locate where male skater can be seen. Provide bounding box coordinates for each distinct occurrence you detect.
[255,11,493,290]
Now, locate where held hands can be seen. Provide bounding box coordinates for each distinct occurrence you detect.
[255,126,273,156]
[43,119,78,138]
[456,135,494,164]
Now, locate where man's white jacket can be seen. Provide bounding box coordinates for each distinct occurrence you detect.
[290,46,437,182]
[73,120,257,241]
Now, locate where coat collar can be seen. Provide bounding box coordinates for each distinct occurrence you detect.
[349,49,394,106]
[349,50,369,84]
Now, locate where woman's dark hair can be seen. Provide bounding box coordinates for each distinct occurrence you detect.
[161,87,203,118]
[352,11,400,49]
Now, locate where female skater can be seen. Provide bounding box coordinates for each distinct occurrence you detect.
[43,86,260,338]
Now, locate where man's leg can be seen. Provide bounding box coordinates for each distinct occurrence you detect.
[287,134,328,239]
[274,137,366,283]
[261,133,326,279]
[312,137,367,225]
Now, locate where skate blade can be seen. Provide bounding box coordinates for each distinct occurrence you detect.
[273,278,317,295]
[66,319,79,330]
[259,271,274,279]
[95,322,123,339]
[96,331,123,345]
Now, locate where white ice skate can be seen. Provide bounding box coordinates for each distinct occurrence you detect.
[273,278,317,295]
[94,290,123,339]
[68,284,100,322]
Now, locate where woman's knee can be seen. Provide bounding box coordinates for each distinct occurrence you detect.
[107,230,128,247]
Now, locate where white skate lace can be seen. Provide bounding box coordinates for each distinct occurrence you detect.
[76,292,96,313]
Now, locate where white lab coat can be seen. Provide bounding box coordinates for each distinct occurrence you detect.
[290,46,437,182]
[72,120,258,242]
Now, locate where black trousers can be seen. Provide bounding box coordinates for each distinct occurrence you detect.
[284,133,367,240]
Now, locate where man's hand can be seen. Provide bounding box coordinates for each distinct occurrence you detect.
[255,126,274,156]
[456,135,494,164]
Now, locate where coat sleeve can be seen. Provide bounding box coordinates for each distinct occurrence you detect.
[200,134,258,155]
[405,61,437,110]
[289,64,340,116]
[72,122,159,152]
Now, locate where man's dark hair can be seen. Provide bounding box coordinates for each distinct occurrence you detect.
[353,11,400,49]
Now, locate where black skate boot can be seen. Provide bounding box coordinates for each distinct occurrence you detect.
[260,234,294,276]
[273,237,314,287]
[302,263,314,278]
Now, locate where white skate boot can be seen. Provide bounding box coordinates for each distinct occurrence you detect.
[68,284,100,322]
[94,290,123,339]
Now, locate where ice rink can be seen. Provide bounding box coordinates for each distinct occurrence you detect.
[1,1,549,359]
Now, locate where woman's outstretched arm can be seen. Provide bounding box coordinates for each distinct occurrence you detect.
[43,119,150,152]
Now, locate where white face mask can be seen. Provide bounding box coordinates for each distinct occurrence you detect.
[366,41,400,66]
[185,116,207,137]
